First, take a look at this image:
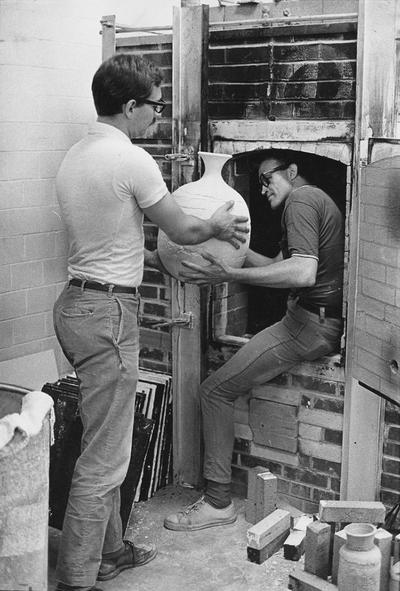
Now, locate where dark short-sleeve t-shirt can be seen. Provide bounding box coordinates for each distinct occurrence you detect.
[280,185,344,311]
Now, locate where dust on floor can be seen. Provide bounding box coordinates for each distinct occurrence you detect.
[49,485,303,591]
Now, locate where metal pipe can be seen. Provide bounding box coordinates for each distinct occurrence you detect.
[115,24,172,34]
[210,13,358,29]
[113,12,357,35]
[0,383,31,395]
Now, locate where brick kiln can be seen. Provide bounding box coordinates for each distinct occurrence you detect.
[101,0,400,514]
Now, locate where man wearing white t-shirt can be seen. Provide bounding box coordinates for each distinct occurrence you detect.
[53,53,248,591]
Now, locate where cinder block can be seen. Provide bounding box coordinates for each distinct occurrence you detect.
[11,261,43,290]
[0,180,25,210]
[284,529,306,561]
[42,258,67,284]
[6,151,40,181]
[318,500,386,524]
[247,508,291,550]
[13,313,47,345]
[331,528,347,584]
[304,521,331,579]
[0,265,11,294]
[288,568,338,591]
[0,291,27,320]
[24,233,56,260]
[0,320,13,349]
[0,236,25,265]
[27,285,57,314]
[23,179,56,207]
[374,528,392,591]
[39,151,65,179]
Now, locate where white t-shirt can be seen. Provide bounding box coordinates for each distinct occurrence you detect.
[56,122,167,287]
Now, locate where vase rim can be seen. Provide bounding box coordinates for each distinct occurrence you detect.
[198,151,232,162]
[343,523,376,538]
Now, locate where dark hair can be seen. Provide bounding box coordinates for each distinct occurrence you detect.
[91,53,163,116]
[258,149,316,184]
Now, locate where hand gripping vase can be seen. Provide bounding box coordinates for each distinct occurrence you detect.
[157,151,250,280]
[337,523,381,591]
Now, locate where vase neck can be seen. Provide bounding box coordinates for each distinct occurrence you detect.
[199,152,232,180]
[344,523,376,551]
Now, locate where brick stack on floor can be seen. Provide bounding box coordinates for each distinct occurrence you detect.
[243,468,398,590]
[288,500,398,591]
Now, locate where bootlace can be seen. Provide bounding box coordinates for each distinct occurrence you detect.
[182,496,206,515]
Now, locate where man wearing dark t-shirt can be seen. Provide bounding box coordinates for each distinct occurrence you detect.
[164,151,344,532]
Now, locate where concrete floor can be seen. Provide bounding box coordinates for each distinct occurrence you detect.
[48,485,304,591]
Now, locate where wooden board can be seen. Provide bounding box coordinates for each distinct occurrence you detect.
[210,120,354,143]
[289,568,338,591]
[170,4,209,487]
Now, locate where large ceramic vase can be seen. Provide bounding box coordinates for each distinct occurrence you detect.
[338,523,381,591]
[157,151,250,280]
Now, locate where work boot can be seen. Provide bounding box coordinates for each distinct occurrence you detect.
[55,585,102,591]
[164,495,237,531]
[97,540,157,581]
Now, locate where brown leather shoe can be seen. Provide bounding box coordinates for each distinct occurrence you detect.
[97,540,157,581]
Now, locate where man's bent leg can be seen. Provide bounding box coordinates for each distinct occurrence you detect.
[164,302,342,531]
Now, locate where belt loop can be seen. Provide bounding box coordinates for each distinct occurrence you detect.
[319,306,326,324]
[107,284,115,297]
[80,280,86,294]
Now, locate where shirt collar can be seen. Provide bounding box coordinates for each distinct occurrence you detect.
[88,121,131,143]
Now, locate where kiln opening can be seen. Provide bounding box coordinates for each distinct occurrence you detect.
[211,148,348,344]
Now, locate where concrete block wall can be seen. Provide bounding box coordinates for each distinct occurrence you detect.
[0,1,107,374]
[0,1,175,377]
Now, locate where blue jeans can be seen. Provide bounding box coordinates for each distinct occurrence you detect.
[201,299,343,484]
[53,284,140,587]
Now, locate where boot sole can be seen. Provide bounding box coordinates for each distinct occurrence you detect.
[97,547,157,581]
[164,514,237,531]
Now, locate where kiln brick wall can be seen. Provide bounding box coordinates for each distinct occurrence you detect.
[381,402,400,509]
[119,26,397,511]
[119,39,174,373]
[208,29,357,121]
[209,343,344,513]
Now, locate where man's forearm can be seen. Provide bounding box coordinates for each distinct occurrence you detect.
[230,256,317,289]
[244,249,283,268]
[171,216,215,245]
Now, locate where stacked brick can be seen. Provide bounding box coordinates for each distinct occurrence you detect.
[381,402,400,510]
[208,29,356,121]
[116,40,174,373]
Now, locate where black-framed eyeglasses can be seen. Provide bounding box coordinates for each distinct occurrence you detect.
[259,164,287,188]
[141,98,166,114]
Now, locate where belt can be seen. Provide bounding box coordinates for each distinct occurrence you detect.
[69,278,137,295]
[297,300,342,319]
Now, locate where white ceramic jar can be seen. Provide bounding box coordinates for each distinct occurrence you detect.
[338,523,381,591]
[157,151,250,280]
